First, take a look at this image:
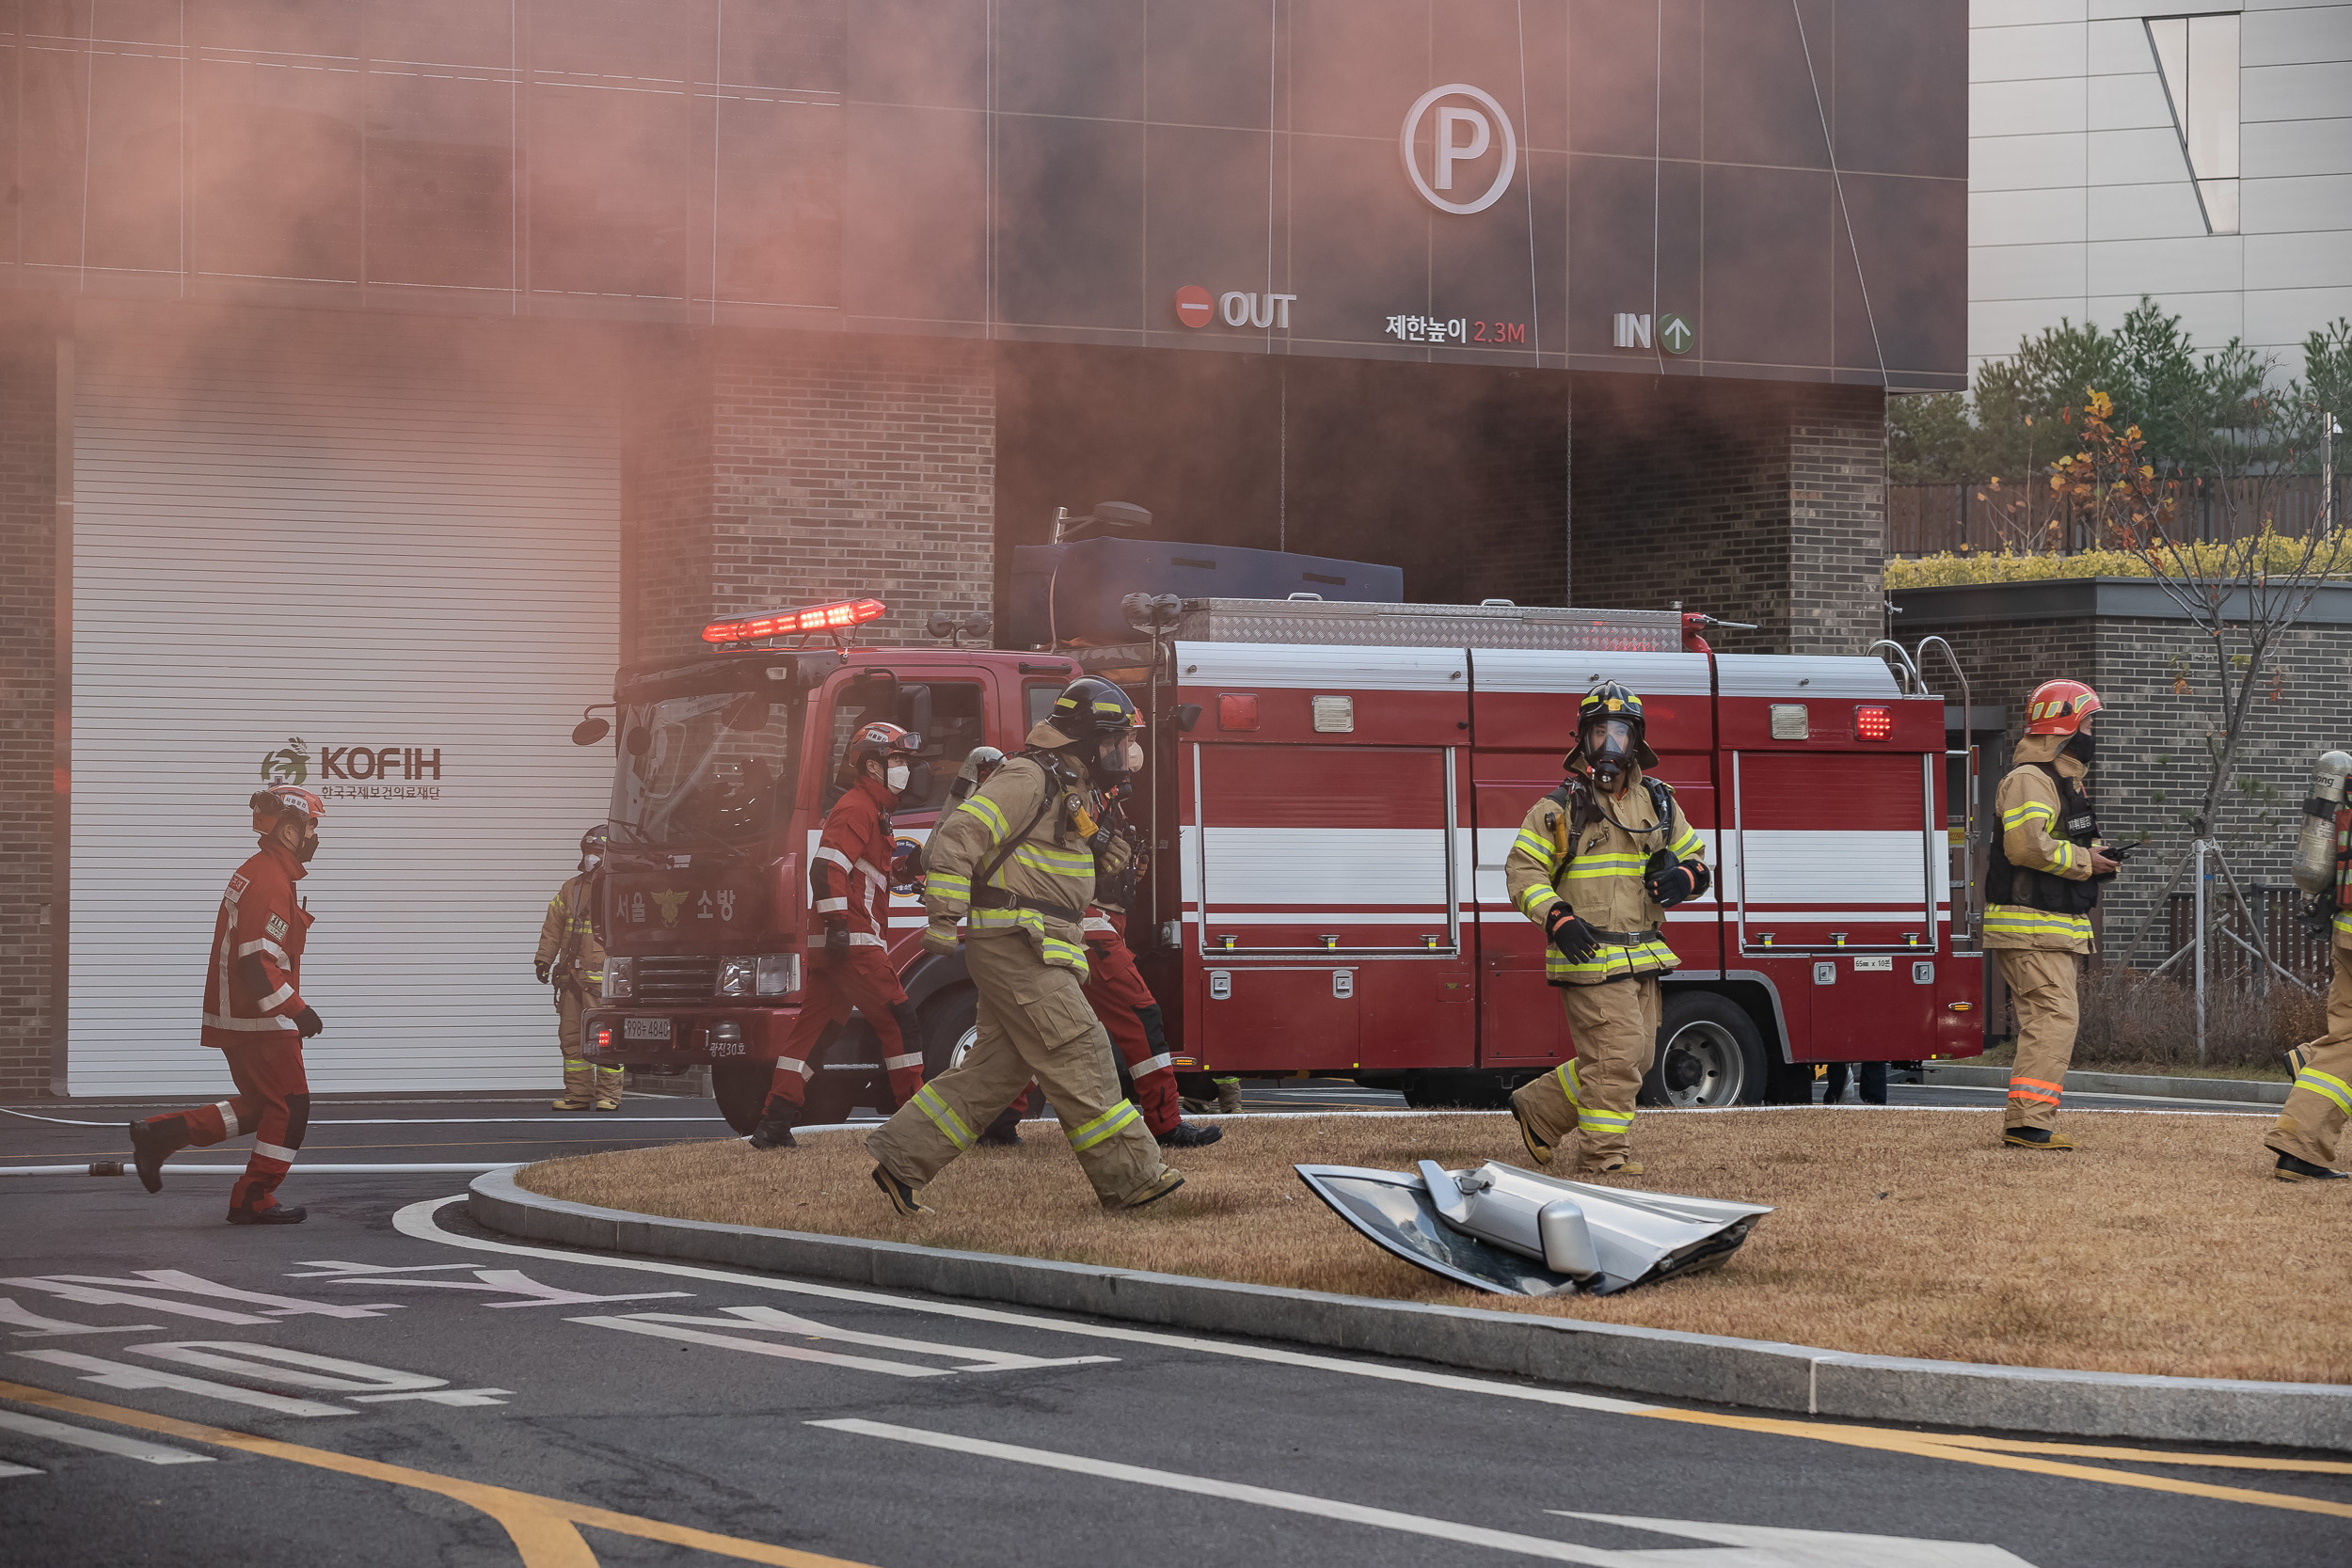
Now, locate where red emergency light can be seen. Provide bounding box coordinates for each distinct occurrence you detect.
[1852,705,1894,741]
[703,598,886,644]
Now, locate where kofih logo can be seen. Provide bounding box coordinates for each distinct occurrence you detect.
[260,737,310,784]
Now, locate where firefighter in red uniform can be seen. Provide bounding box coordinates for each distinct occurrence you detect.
[127,786,327,1225]
[749,722,926,1149]
[1081,734,1220,1148]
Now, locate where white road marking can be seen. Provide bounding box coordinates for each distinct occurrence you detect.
[0,1460,39,1477]
[13,1351,352,1417]
[1549,1512,2037,1565]
[811,1417,1640,1564]
[0,1298,163,1338]
[0,1407,214,1465]
[574,1305,1117,1376]
[284,1260,688,1309]
[575,1317,959,1378]
[128,1343,512,1407]
[394,1196,1655,1417]
[4,1272,402,1321]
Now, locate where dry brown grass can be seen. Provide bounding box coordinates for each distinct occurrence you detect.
[518,1108,2352,1386]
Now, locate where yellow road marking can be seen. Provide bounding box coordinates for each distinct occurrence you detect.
[0,1379,871,1568]
[1925,1433,2352,1475]
[1639,1407,2352,1519]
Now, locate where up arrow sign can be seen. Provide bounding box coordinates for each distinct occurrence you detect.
[1658,312,1694,356]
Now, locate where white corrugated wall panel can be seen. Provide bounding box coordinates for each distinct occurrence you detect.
[70,327,618,1097]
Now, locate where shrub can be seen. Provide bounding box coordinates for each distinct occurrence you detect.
[2072,962,2322,1071]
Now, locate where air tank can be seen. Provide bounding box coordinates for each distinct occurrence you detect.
[2291,750,2352,895]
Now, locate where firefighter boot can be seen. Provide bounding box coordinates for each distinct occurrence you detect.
[2004,1126,2076,1151]
[1214,1077,1244,1115]
[2274,1151,2348,1182]
[1509,1101,1553,1166]
[1109,1167,1185,1212]
[747,1112,799,1150]
[128,1116,185,1195]
[227,1196,309,1226]
[552,1061,595,1112]
[593,1065,625,1112]
[1156,1120,1224,1148]
[871,1164,932,1216]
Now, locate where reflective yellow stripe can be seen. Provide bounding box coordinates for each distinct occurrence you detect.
[964,908,1091,976]
[1511,829,1558,863]
[1552,1059,1582,1105]
[1669,829,1706,860]
[1563,858,1649,881]
[927,872,971,895]
[1577,1106,1634,1133]
[1984,907,2094,938]
[1515,884,1559,917]
[2003,801,2057,830]
[1546,936,1678,981]
[2296,1068,2352,1116]
[1009,843,1093,874]
[961,795,1011,844]
[913,1084,976,1150]
[1066,1098,1140,1151]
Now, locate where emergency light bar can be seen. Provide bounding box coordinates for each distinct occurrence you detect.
[703,598,886,644]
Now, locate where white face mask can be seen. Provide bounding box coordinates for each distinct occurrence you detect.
[580,853,601,874]
[1123,739,1144,773]
[885,763,911,792]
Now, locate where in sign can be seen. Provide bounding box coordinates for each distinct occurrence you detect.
[1399,85,1518,215]
[1172,285,1214,329]
[1613,312,1652,350]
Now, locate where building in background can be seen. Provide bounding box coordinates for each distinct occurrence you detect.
[0,2,1967,1099]
[1970,0,2352,374]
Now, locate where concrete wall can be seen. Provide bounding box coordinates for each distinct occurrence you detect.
[0,318,56,1097]
[1970,0,2352,373]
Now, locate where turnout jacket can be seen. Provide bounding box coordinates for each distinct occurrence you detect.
[202,840,314,1049]
[922,752,1133,977]
[807,775,900,945]
[1505,763,1706,986]
[534,872,608,990]
[1986,736,2096,954]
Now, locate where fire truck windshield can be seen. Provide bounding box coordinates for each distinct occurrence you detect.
[609,688,802,851]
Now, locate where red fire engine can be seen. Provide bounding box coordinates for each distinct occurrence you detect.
[577,595,1983,1132]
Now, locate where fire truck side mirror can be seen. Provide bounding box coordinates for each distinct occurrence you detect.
[1091,500,1152,531]
[1173,704,1203,734]
[570,718,610,747]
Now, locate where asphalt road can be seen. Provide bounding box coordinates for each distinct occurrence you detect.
[0,1088,2342,1568]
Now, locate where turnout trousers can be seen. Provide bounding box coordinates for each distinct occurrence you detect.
[1510,975,1661,1171]
[141,1038,311,1212]
[1083,912,1181,1137]
[2268,942,2352,1171]
[554,984,621,1108]
[766,946,924,1116]
[866,933,1167,1207]
[1995,947,2080,1132]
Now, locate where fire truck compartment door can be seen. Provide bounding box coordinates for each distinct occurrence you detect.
[1731,751,1943,955]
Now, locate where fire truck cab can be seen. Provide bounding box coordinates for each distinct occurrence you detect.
[579,596,1983,1132]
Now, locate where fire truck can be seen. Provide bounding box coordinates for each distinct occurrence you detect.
[575,594,1984,1133]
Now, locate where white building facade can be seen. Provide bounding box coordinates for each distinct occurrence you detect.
[1971,0,2352,373]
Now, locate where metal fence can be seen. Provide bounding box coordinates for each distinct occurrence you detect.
[2162,882,2332,990]
[1890,475,2346,558]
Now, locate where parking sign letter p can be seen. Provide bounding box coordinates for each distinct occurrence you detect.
[1435,108,1489,191]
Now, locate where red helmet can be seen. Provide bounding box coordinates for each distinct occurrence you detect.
[844,721,921,778]
[2024,679,2103,736]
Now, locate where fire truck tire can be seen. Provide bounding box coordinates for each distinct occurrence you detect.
[1640,992,1768,1110]
[710,1060,771,1135]
[918,987,981,1082]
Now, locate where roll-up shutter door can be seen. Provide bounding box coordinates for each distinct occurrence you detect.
[70,323,619,1096]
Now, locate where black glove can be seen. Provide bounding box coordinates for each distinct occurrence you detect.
[293,1006,324,1038]
[1544,907,1600,965]
[1644,847,1699,908]
[534,959,551,985]
[824,921,853,955]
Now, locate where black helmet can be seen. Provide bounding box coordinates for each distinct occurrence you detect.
[1033,677,1136,748]
[1570,679,1661,779]
[580,823,609,857]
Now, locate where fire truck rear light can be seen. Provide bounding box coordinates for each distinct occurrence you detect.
[703,598,886,643]
[596,1027,612,1047]
[1218,694,1259,731]
[1852,705,1894,741]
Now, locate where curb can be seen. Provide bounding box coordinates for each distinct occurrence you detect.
[1923,1064,2290,1105]
[468,1166,2351,1452]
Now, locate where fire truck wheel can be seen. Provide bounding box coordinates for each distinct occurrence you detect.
[1640,992,1768,1110]
[919,987,981,1081]
[710,1059,772,1135]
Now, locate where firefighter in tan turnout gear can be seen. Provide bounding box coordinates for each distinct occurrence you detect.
[536,825,618,1112]
[1505,683,1710,1177]
[864,677,1184,1215]
[1985,679,2119,1150]
[2268,766,2352,1181]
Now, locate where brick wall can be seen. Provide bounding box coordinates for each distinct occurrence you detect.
[0,323,56,1097]
[1571,376,1886,655]
[625,331,996,667]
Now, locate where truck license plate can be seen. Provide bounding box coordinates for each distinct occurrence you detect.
[623,1018,672,1042]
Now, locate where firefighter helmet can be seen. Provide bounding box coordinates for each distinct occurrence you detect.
[948,744,1007,803]
[249,785,326,827]
[844,721,921,780]
[1570,680,1661,771]
[2024,678,2102,735]
[580,823,609,857]
[1031,677,1137,749]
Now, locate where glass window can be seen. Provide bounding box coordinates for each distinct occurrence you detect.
[2145,13,2238,235]
[822,677,987,816]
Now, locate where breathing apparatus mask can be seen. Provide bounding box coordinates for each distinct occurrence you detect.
[1584,719,1638,790]
[1091,730,1134,787]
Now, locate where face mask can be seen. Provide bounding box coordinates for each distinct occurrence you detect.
[294,830,319,863]
[1585,719,1636,788]
[1124,739,1145,774]
[2063,730,2095,764]
[580,853,601,874]
[885,763,911,792]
